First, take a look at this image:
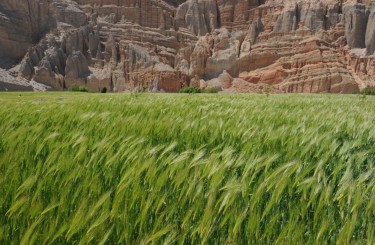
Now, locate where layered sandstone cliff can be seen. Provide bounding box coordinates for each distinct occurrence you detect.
[1,0,375,93]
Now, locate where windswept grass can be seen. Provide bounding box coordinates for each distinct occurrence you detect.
[0,92,374,244]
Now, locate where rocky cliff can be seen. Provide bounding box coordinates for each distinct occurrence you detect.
[1,0,375,93]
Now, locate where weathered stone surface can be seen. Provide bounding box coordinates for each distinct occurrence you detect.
[0,0,49,60]
[176,0,218,36]
[365,9,375,55]
[0,68,49,91]
[1,0,375,92]
[65,51,90,87]
[343,4,367,49]
[87,68,112,92]
[49,0,87,27]
[34,57,61,89]
[234,38,360,93]
[0,0,87,60]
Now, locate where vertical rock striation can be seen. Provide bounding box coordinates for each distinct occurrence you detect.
[0,0,375,92]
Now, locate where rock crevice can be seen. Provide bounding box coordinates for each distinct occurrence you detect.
[0,0,375,92]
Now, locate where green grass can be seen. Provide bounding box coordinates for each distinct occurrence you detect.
[179,86,201,94]
[0,92,374,244]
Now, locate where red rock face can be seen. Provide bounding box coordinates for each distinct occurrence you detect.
[75,0,176,29]
[1,0,375,92]
[217,0,264,29]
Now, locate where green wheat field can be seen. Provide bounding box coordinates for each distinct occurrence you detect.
[0,92,374,244]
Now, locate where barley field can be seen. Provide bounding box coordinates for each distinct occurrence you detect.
[0,93,374,244]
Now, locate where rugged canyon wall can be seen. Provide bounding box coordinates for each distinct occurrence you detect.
[1,0,375,92]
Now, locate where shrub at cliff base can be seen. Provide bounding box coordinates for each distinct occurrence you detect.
[0,93,374,244]
[68,85,89,92]
[179,86,201,93]
[361,88,375,95]
[204,87,219,93]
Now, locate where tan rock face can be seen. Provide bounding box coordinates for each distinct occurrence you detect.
[0,0,85,61]
[1,0,375,92]
[0,0,50,60]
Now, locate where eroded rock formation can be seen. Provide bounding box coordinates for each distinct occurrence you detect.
[1,0,375,93]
